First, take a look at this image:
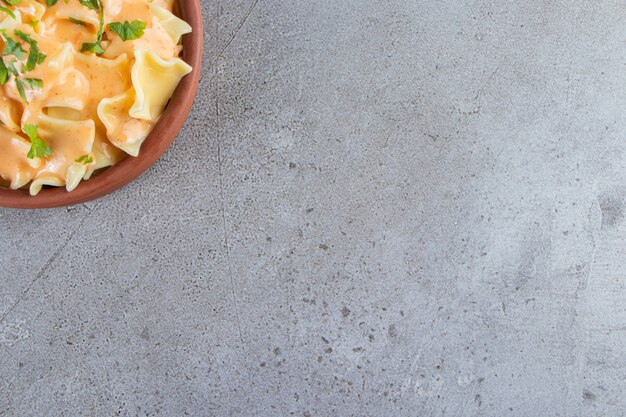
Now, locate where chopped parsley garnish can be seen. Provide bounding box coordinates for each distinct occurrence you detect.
[81,31,104,54]
[75,155,93,164]
[46,0,58,5]
[14,30,46,71]
[25,40,45,70]
[2,0,20,6]
[69,17,87,26]
[0,5,15,19]
[22,77,42,89]
[23,124,51,159]
[81,0,104,54]
[14,30,32,43]
[0,32,42,96]
[15,78,26,101]
[0,59,7,84]
[7,59,18,76]
[78,0,99,11]
[108,20,145,41]
[2,35,25,58]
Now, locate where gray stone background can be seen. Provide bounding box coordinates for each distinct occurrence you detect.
[1,0,626,415]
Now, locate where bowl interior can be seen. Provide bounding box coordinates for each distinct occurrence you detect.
[0,0,203,209]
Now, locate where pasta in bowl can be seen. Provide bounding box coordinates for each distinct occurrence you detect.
[0,0,201,208]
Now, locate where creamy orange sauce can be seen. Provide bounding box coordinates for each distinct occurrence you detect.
[0,0,192,195]
[0,128,37,188]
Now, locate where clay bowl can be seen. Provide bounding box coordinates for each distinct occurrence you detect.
[0,0,203,209]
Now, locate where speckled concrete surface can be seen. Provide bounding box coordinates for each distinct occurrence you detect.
[1,0,626,416]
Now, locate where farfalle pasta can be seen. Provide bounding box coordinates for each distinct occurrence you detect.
[0,0,191,195]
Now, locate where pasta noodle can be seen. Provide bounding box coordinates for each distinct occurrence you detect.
[0,0,192,195]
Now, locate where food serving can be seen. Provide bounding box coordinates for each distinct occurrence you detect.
[0,0,192,195]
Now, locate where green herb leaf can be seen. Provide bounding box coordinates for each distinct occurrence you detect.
[2,35,24,58]
[75,154,93,164]
[108,20,145,41]
[78,0,98,11]
[0,5,15,19]
[81,7,104,54]
[14,29,33,43]
[15,78,26,101]
[23,124,52,159]
[25,41,44,71]
[7,60,18,76]
[46,0,58,5]
[22,77,42,89]
[14,31,46,71]
[69,17,86,25]
[23,123,36,139]
[81,41,104,54]
[3,0,20,6]
[0,59,7,84]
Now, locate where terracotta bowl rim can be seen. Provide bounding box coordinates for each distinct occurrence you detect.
[0,0,203,209]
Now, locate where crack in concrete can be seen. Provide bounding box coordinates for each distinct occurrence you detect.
[200,0,261,82]
[215,63,245,347]
[573,195,601,409]
[0,202,103,325]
